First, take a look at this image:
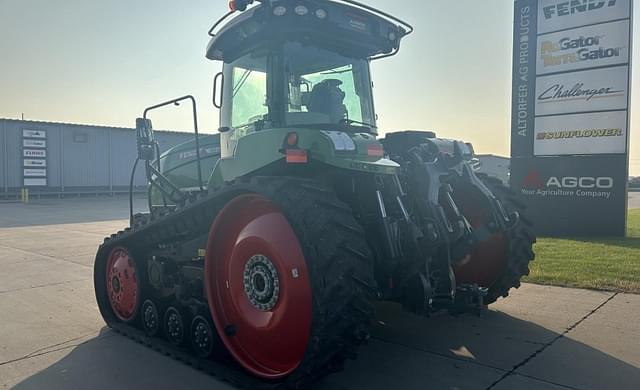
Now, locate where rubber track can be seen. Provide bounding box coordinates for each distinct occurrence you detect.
[479,174,537,304]
[94,176,376,389]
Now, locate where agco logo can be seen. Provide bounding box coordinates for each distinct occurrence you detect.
[543,0,619,19]
[523,170,614,190]
[547,177,614,189]
[540,35,623,66]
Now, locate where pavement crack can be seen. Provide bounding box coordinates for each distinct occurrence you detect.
[513,373,582,390]
[484,292,619,390]
[0,244,92,269]
[373,337,508,373]
[0,278,91,294]
[0,332,114,367]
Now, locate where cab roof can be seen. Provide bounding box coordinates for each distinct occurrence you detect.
[206,0,410,63]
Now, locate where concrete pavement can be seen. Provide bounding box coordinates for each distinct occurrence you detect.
[0,198,638,390]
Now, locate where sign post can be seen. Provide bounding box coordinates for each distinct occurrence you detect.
[511,0,633,236]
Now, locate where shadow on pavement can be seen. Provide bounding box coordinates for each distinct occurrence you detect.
[0,197,148,228]
[12,306,640,390]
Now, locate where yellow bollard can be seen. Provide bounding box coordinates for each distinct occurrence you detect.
[21,188,30,204]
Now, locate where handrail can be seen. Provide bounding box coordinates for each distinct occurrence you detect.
[143,95,204,192]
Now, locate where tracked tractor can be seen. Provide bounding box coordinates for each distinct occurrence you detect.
[94,0,535,388]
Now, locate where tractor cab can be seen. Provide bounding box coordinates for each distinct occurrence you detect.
[207,0,411,158]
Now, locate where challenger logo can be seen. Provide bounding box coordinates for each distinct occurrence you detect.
[540,35,624,67]
[521,169,614,199]
[537,83,623,102]
[543,0,619,19]
[536,128,623,140]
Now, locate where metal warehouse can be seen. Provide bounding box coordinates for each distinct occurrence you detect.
[0,118,193,198]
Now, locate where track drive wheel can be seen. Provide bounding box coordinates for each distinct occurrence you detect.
[454,174,536,304]
[205,177,375,385]
[104,247,141,323]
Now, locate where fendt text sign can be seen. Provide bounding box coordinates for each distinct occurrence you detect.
[511,0,632,236]
[538,0,631,34]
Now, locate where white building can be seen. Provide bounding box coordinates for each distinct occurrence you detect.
[476,154,510,185]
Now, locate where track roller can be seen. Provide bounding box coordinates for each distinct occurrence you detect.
[141,299,161,336]
[191,315,215,358]
[164,306,186,346]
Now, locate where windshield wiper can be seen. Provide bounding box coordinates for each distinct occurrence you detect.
[340,118,378,130]
[233,69,252,97]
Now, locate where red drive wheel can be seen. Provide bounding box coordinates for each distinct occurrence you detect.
[205,194,312,379]
[453,191,508,288]
[106,247,140,322]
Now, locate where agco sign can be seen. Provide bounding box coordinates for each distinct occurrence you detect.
[522,169,615,199]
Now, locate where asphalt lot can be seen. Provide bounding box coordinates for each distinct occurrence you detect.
[0,197,638,390]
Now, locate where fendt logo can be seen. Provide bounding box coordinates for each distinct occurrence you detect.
[521,170,614,199]
[543,0,618,20]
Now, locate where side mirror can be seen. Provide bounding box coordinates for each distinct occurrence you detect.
[136,118,155,161]
[213,72,224,109]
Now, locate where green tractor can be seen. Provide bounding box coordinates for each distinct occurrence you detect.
[94,0,535,387]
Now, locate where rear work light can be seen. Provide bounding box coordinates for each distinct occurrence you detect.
[286,149,308,164]
[368,144,384,157]
[283,132,308,164]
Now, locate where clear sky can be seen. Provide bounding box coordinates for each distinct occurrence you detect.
[0,0,638,175]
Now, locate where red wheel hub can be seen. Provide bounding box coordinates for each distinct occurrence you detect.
[205,194,312,379]
[106,247,139,322]
[453,192,508,288]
